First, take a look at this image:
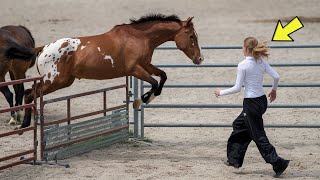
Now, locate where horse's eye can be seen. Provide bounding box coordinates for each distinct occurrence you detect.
[190,35,194,39]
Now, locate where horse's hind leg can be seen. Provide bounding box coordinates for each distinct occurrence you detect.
[0,72,16,124]
[9,68,27,123]
[9,71,25,106]
[131,65,158,109]
[0,85,16,124]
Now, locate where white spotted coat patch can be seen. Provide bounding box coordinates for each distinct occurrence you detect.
[96,46,115,68]
[37,38,81,83]
[104,55,114,67]
[81,45,86,50]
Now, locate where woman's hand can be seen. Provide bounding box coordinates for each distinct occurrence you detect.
[268,89,277,103]
[214,89,221,97]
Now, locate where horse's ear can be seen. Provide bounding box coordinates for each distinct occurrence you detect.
[185,17,194,27]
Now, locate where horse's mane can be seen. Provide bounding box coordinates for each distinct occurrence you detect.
[19,25,35,47]
[129,13,181,24]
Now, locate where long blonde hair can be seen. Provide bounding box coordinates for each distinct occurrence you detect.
[244,37,269,60]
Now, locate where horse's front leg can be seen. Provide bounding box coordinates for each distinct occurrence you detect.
[132,65,158,109]
[18,88,34,130]
[145,64,167,97]
[19,82,42,130]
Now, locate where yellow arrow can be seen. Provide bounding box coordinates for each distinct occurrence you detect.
[272,16,304,41]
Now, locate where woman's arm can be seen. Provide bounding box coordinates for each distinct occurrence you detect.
[264,61,280,102]
[264,61,280,90]
[215,63,246,97]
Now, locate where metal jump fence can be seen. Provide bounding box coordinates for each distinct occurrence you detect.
[132,44,320,138]
[0,77,130,170]
[39,78,130,161]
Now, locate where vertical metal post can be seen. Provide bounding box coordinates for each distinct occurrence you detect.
[67,99,71,123]
[133,77,139,138]
[141,106,145,139]
[126,76,129,111]
[67,99,71,141]
[103,91,107,116]
[33,80,38,164]
[129,76,133,89]
[126,76,130,135]
[39,79,44,161]
[140,80,145,139]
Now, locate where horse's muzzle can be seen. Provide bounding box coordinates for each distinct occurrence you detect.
[193,54,204,65]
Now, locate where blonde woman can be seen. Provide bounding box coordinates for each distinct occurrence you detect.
[215,37,289,177]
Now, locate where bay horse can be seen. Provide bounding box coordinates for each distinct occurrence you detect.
[0,25,35,125]
[19,14,203,130]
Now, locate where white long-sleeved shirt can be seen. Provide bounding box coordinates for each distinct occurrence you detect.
[220,56,280,98]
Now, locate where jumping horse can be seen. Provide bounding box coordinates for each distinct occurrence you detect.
[0,25,35,125]
[19,14,203,130]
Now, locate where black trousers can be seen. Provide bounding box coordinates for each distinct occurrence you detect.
[227,95,284,167]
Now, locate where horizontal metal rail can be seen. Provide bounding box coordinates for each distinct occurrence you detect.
[43,84,126,104]
[43,105,127,126]
[0,77,42,87]
[0,103,35,114]
[0,126,35,138]
[143,104,320,108]
[143,123,320,128]
[157,44,320,50]
[154,62,320,68]
[143,83,320,88]
[0,157,35,171]
[0,150,35,162]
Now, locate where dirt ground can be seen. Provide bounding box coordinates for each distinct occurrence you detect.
[1,0,320,179]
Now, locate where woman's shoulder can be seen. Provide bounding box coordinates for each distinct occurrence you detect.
[237,60,247,69]
[238,59,247,66]
[260,59,270,66]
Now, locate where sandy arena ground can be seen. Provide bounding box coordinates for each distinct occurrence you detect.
[1,0,320,179]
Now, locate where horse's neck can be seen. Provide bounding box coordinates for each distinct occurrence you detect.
[136,22,181,49]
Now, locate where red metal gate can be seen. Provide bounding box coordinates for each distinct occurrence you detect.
[0,77,42,170]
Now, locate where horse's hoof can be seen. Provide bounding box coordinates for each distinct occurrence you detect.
[8,117,17,125]
[16,110,24,123]
[14,125,24,135]
[146,93,156,104]
[133,98,143,109]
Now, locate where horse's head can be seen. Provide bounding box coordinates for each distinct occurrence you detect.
[174,17,204,65]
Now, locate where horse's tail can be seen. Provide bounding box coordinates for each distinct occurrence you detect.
[28,46,45,68]
[5,41,34,61]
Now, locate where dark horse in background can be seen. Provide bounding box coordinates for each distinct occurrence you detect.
[19,14,203,130]
[0,25,35,125]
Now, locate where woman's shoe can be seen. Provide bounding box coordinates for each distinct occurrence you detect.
[224,160,240,168]
[274,160,290,178]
